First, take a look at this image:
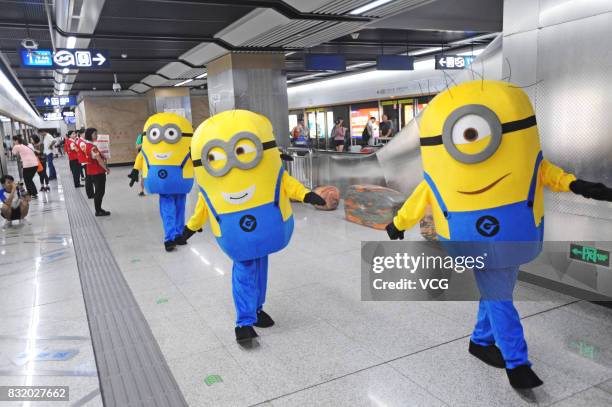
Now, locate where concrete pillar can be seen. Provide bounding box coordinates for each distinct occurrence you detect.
[206,53,289,148]
[146,87,193,124]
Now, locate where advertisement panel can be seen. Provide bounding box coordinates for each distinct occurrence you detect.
[350,107,379,138]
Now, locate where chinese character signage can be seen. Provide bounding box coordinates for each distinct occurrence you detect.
[43,112,63,121]
[435,55,476,70]
[35,96,77,108]
[20,49,110,69]
[569,243,610,267]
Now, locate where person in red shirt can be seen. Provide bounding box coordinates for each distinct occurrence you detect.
[64,131,82,188]
[76,128,94,199]
[84,128,110,216]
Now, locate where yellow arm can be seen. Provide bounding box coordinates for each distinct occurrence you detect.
[133,152,144,171]
[186,192,209,231]
[540,159,576,192]
[282,171,309,202]
[392,180,430,231]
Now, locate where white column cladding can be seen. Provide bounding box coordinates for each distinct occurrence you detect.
[503,0,612,220]
[206,53,290,148]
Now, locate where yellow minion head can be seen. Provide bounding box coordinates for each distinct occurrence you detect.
[419,80,541,213]
[191,109,282,214]
[142,112,194,167]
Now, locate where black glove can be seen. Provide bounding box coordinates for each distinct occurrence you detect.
[303,191,326,206]
[570,179,612,202]
[386,221,405,240]
[183,226,196,241]
[128,169,139,187]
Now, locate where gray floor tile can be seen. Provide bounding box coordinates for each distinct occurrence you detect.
[270,364,446,407]
[552,387,612,407]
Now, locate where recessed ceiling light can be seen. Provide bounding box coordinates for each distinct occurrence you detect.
[62,68,69,74]
[66,36,77,49]
[195,73,207,79]
[174,79,193,87]
[121,53,128,59]
[349,0,394,15]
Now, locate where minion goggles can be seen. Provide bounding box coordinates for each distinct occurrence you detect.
[419,104,537,164]
[193,132,277,177]
[145,124,193,144]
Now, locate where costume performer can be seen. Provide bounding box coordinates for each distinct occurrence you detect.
[385,80,612,389]
[129,113,195,252]
[183,110,325,344]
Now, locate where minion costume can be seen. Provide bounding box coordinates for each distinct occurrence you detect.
[386,80,612,388]
[129,113,195,252]
[182,110,325,344]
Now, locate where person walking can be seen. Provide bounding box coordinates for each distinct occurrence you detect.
[64,131,82,188]
[31,135,50,192]
[41,130,56,180]
[11,136,38,199]
[331,118,347,152]
[84,128,110,216]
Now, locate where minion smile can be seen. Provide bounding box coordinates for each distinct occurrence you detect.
[458,173,511,195]
[153,152,172,160]
[222,185,256,205]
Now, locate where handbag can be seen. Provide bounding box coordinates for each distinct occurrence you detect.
[28,145,44,173]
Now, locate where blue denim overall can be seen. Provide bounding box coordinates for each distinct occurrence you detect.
[142,150,193,242]
[424,151,544,369]
[199,167,294,326]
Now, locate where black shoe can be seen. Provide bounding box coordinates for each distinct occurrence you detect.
[138,192,145,196]
[235,326,258,344]
[254,310,275,328]
[173,235,187,245]
[164,240,176,252]
[469,341,505,368]
[88,196,94,199]
[95,210,111,217]
[75,184,83,188]
[506,365,543,389]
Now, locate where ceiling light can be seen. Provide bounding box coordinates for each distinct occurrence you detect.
[121,53,128,59]
[66,36,77,49]
[195,73,207,79]
[59,83,66,91]
[347,62,374,69]
[349,0,394,15]
[174,78,193,87]
[62,68,69,74]
[409,47,442,56]
[285,51,296,56]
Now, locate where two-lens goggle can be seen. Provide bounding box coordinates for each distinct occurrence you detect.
[419,104,537,164]
[145,124,193,144]
[193,132,277,177]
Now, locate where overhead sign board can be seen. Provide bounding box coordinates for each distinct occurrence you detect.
[43,112,63,121]
[35,96,77,108]
[62,111,75,117]
[65,116,77,125]
[20,49,53,67]
[304,54,346,72]
[20,49,110,69]
[435,55,476,70]
[376,55,414,70]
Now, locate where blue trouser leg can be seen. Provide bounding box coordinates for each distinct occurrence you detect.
[159,194,176,243]
[471,266,530,369]
[46,153,56,178]
[173,194,186,240]
[257,256,268,312]
[232,256,268,327]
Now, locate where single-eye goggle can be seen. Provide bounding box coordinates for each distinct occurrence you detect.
[145,124,193,145]
[193,132,277,177]
[419,104,537,164]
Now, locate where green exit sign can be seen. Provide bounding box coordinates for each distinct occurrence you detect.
[569,244,610,267]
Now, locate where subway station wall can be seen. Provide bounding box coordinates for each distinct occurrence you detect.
[503,0,612,220]
[76,96,149,164]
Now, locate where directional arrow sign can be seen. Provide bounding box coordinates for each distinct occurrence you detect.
[92,53,106,66]
[435,54,475,70]
[22,48,110,69]
[35,96,77,108]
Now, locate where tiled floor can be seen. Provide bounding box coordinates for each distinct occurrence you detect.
[2,157,612,406]
[0,160,101,407]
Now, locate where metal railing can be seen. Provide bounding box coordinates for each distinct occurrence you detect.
[284,147,313,190]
